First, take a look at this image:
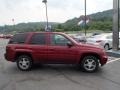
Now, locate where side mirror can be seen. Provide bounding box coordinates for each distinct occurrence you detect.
[67,42,73,47]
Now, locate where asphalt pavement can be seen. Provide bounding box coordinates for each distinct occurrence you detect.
[0,39,120,90]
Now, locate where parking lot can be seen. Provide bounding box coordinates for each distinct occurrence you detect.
[0,39,120,90]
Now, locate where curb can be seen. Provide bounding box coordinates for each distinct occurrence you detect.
[106,50,120,58]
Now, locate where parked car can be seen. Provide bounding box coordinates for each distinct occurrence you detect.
[91,32,101,36]
[68,33,86,43]
[0,34,13,39]
[0,34,4,38]
[4,32,108,72]
[87,33,112,50]
[3,34,13,39]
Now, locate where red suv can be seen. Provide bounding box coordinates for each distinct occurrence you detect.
[4,32,108,72]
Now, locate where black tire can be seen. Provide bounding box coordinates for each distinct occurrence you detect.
[104,44,109,51]
[16,55,33,71]
[81,56,99,73]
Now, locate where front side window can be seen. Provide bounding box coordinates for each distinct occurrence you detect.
[9,33,27,44]
[51,34,70,46]
[30,33,45,45]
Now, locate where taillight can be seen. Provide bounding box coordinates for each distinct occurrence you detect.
[96,40,102,43]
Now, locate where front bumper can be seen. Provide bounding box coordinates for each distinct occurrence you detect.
[101,55,108,66]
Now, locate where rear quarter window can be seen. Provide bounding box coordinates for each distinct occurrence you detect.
[9,33,27,44]
[29,33,46,45]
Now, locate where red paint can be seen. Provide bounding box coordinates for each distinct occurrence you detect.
[4,32,108,66]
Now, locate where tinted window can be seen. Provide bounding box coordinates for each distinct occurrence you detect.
[30,33,45,45]
[51,34,70,46]
[9,33,27,44]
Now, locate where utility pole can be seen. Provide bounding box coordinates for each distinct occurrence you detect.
[84,0,87,36]
[42,0,49,31]
[12,19,15,26]
[113,0,119,50]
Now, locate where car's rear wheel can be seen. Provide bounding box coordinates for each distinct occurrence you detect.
[81,56,99,72]
[104,44,109,51]
[16,55,33,71]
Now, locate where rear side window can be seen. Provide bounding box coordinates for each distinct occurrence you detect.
[30,33,46,45]
[9,33,27,44]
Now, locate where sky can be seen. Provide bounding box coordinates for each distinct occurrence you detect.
[0,0,113,26]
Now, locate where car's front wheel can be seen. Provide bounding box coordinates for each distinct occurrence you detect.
[16,55,33,71]
[81,56,99,72]
[104,44,110,51]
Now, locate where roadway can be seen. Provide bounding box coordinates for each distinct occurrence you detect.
[0,39,120,90]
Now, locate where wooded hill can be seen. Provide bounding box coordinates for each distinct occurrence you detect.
[0,9,113,33]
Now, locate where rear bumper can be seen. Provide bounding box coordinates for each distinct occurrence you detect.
[4,53,7,60]
[4,53,14,62]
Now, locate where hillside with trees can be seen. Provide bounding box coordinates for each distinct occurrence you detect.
[0,9,113,34]
[0,22,59,34]
[63,9,113,31]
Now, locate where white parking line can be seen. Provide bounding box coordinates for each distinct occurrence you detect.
[107,58,120,64]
